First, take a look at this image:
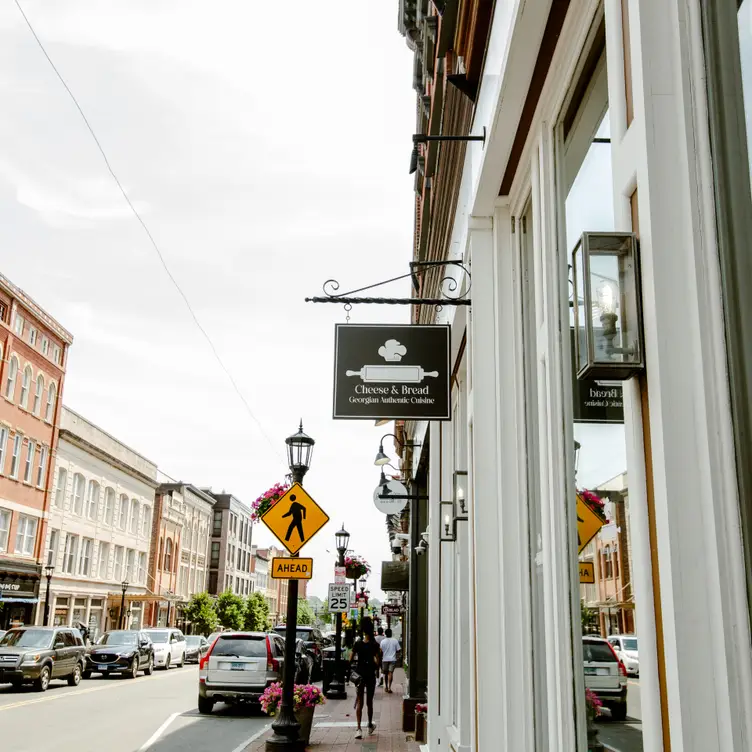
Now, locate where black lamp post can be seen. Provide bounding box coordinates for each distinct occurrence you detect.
[266,421,314,752]
[327,524,350,699]
[119,581,129,629]
[43,565,54,626]
[358,577,368,623]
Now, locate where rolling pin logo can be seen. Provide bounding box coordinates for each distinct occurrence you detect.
[346,339,439,384]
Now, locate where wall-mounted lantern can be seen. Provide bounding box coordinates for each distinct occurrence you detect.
[441,470,469,543]
[571,232,645,381]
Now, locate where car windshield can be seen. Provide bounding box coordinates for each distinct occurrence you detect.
[185,636,203,647]
[0,629,54,649]
[622,638,638,651]
[97,631,138,646]
[583,641,617,663]
[213,636,266,658]
[275,628,313,642]
[145,631,169,644]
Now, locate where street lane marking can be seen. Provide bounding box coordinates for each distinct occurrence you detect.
[139,711,180,751]
[229,723,271,752]
[0,666,194,712]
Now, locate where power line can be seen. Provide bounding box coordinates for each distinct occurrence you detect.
[13,0,283,463]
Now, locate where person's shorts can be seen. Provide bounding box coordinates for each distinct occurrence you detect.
[382,660,396,674]
[356,675,377,703]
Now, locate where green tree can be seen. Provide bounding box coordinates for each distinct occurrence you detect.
[244,591,271,632]
[183,592,218,635]
[297,598,315,626]
[216,590,245,630]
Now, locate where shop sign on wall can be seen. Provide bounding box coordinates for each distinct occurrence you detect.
[333,324,450,420]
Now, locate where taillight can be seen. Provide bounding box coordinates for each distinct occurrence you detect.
[605,640,627,677]
[266,637,279,672]
[199,637,218,670]
[619,661,628,677]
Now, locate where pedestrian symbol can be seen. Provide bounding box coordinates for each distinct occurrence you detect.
[260,483,329,555]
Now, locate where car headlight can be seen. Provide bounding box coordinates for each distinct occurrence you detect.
[118,651,135,658]
[22,653,42,663]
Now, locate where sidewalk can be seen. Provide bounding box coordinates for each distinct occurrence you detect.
[245,669,422,752]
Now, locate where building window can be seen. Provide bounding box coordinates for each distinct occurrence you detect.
[41,336,49,356]
[138,552,146,584]
[213,509,222,535]
[141,506,151,537]
[129,500,139,534]
[23,440,35,483]
[99,542,110,579]
[125,549,135,580]
[28,327,37,346]
[54,468,67,507]
[13,313,23,336]
[0,427,7,475]
[72,473,85,515]
[0,508,10,551]
[119,494,128,530]
[9,434,22,478]
[114,546,124,580]
[0,303,6,323]
[87,480,100,520]
[14,514,36,556]
[5,355,18,400]
[237,547,242,569]
[45,383,56,422]
[52,345,61,365]
[19,366,31,409]
[63,534,78,573]
[164,538,173,572]
[32,375,44,416]
[210,541,220,568]
[79,538,93,576]
[104,487,115,525]
[46,528,58,567]
[35,446,47,489]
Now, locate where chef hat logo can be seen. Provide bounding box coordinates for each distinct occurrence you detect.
[378,339,407,362]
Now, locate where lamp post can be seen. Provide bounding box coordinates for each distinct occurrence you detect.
[266,421,315,752]
[358,577,368,624]
[327,524,350,699]
[43,565,54,626]
[119,581,129,629]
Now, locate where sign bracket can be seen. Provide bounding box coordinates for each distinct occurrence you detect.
[305,260,472,307]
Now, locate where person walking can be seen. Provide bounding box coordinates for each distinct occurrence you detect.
[375,626,385,685]
[350,616,380,739]
[379,628,400,694]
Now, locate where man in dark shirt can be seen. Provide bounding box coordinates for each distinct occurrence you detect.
[350,617,380,738]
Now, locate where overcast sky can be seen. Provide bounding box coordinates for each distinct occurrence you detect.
[0,0,417,600]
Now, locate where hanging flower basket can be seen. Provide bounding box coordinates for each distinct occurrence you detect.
[579,489,608,524]
[344,554,370,580]
[251,481,290,523]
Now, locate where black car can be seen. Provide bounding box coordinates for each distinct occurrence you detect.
[0,627,86,691]
[84,630,155,679]
[184,635,209,664]
[274,625,325,679]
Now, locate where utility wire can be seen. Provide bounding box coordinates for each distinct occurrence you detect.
[14,0,283,463]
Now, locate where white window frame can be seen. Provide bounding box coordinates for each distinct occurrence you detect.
[41,336,49,356]
[119,494,128,530]
[46,528,58,567]
[87,481,99,520]
[37,446,47,489]
[28,326,37,346]
[32,374,44,415]
[63,533,79,574]
[141,506,151,537]
[23,440,35,483]
[72,473,85,515]
[45,383,56,422]
[104,487,115,526]
[0,427,7,475]
[5,356,18,400]
[138,552,146,584]
[129,499,139,535]
[55,467,67,507]
[13,313,23,336]
[9,434,22,479]
[98,542,110,579]
[0,508,10,552]
[125,548,135,580]
[14,514,37,556]
[19,366,31,409]
[114,546,124,580]
[52,345,61,365]
[79,538,93,576]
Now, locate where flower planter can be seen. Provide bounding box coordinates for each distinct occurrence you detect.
[296,705,315,745]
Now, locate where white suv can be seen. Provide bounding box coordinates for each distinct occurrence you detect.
[144,628,186,670]
[608,634,639,676]
[583,636,628,720]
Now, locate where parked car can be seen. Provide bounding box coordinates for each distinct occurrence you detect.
[294,638,315,684]
[0,630,6,641]
[583,636,628,720]
[144,628,186,670]
[608,634,639,676]
[185,635,209,664]
[0,626,86,691]
[274,625,325,679]
[198,631,286,714]
[84,630,154,679]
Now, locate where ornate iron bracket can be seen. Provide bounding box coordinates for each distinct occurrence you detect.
[304,260,472,307]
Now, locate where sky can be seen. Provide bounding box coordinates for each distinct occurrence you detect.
[0,0,417,600]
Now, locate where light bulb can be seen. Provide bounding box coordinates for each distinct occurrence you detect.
[596,280,617,315]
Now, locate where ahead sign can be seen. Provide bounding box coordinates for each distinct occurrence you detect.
[328,583,351,613]
[271,557,313,579]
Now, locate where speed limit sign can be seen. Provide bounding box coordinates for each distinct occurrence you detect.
[328,583,351,612]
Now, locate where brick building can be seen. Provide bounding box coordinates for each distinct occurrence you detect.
[0,274,72,629]
[205,491,253,598]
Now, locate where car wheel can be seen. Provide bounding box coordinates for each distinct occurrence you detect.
[82,670,92,680]
[177,651,185,668]
[34,665,51,692]
[198,695,214,715]
[67,662,82,687]
[610,703,627,722]
[162,654,171,671]
[128,657,139,679]
[144,655,154,676]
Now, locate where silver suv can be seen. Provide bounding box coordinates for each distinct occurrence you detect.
[583,636,628,720]
[198,631,285,714]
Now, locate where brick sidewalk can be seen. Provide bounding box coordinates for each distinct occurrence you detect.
[245,669,421,751]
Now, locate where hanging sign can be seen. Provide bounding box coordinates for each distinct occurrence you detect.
[334,566,346,583]
[260,483,330,555]
[373,479,408,514]
[382,604,403,616]
[333,324,451,420]
[570,328,624,423]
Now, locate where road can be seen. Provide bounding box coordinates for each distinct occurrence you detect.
[597,676,643,752]
[0,665,270,752]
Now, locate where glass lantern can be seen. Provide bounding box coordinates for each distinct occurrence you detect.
[571,232,645,380]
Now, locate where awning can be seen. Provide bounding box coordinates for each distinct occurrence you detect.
[0,597,39,603]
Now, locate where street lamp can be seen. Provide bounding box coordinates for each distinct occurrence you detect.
[119,581,129,629]
[373,433,419,466]
[328,524,350,699]
[43,565,54,627]
[267,422,315,752]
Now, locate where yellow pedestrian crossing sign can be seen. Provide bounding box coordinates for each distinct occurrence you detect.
[577,494,605,554]
[260,483,329,555]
